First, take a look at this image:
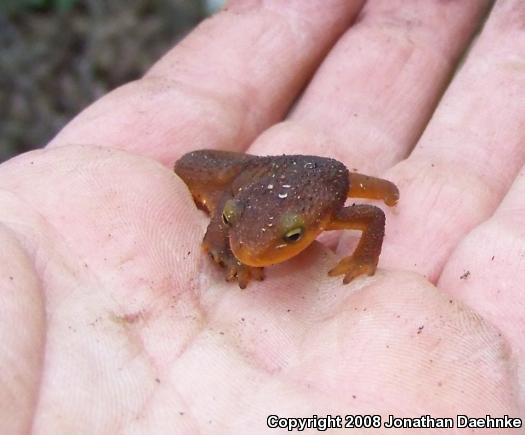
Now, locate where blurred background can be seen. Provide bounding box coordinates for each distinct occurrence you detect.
[0,0,224,162]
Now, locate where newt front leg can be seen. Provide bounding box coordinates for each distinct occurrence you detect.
[327,204,386,283]
[327,172,399,284]
[203,194,264,289]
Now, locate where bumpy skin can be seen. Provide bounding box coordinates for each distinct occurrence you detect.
[175,150,399,288]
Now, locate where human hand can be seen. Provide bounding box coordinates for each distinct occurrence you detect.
[2,1,524,433]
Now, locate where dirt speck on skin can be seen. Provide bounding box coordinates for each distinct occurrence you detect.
[1,0,209,162]
[113,310,145,325]
[460,270,471,280]
[89,316,102,327]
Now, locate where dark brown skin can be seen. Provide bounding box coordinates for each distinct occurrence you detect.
[175,150,399,288]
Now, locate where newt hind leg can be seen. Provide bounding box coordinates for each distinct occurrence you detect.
[348,172,399,206]
[174,150,253,214]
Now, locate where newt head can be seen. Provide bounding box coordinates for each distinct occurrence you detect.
[221,157,348,267]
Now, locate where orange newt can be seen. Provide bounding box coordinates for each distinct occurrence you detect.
[175,150,399,288]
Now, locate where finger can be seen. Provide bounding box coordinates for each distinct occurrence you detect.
[250,0,491,174]
[47,0,365,165]
[438,165,525,356]
[381,0,525,280]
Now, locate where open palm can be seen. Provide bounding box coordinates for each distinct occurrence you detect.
[2,1,524,433]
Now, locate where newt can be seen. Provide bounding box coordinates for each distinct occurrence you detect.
[175,150,399,289]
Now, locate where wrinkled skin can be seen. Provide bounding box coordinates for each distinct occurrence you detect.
[2,1,525,434]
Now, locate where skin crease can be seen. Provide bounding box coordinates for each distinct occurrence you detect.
[2,0,525,434]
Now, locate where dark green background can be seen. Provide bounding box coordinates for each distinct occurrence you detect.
[0,0,214,161]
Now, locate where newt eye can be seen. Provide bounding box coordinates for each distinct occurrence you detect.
[222,199,238,226]
[283,227,304,243]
